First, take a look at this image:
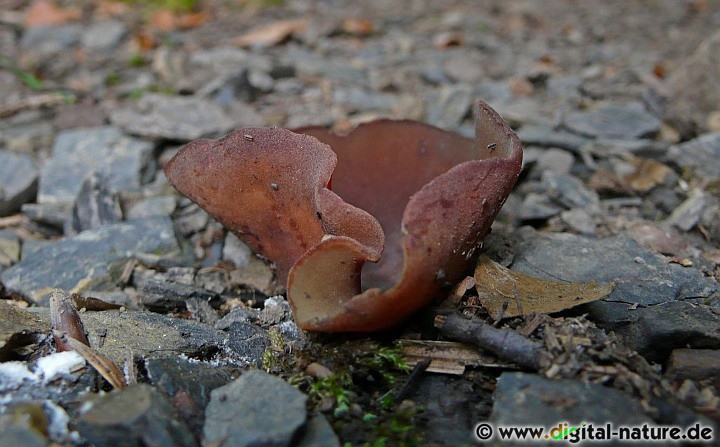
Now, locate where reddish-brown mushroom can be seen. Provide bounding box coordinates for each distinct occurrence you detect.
[165,100,523,332]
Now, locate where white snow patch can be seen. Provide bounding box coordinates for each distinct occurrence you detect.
[0,361,35,392]
[36,351,86,382]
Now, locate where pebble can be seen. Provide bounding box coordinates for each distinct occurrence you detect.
[666,190,706,231]
[1,217,180,304]
[109,93,235,141]
[77,384,197,447]
[0,150,38,216]
[542,171,600,210]
[563,101,661,139]
[126,195,177,220]
[424,84,474,130]
[38,127,155,206]
[666,132,720,182]
[0,229,21,269]
[80,20,127,52]
[64,172,122,235]
[203,370,308,447]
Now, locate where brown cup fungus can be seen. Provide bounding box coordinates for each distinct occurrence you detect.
[165,101,523,332]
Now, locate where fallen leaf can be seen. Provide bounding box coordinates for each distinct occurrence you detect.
[623,157,671,192]
[474,255,614,320]
[233,19,308,47]
[64,336,126,389]
[149,9,208,31]
[25,0,81,28]
[341,18,374,36]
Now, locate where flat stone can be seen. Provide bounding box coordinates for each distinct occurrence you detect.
[126,196,176,220]
[134,270,218,312]
[222,233,252,269]
[81,20,127,52]
[615,301,720,362]
[563,101,661,139]
[0,151,38,216]
[109,94,235,141]
[535,148,574,174]
[0,229,21,269]
[666,132,720,182]
[224,322,270,366]
[424,84,473,130]
[491,372,652,447]
[519,192,563,221]
[1,217,180,304]
[0,121,54,156]
[78,309,226,365]
[39,127,155,206]
[542,171,600,209]
[77,384,197,447]
[666,190,706,231]
[64,172,122,235]
[146,356,236,408]
[296,415,340,447]
[0,300,47,361]
[665,349,720,382]
[507,227,719,334]
[21,204,68,228]
[203,370,308,447]
[516,125,590,152]
[20,25,82,59]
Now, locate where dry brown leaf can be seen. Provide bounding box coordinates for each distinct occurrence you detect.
[148,10,208,31]
[341,18,374,36]
[623,157,671,192]
[25,0,80,28]
[65,336,126,389]
[474,255,614,320]
[399,339,511,375]
[233,19,308,47]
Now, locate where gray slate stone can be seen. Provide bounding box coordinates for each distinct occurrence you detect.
[0,229,20,269]
[424,84,473,130]
[1,217,179,304]
[542,171,600,210]
[19,25,81,58]
[516,125,590,152]
[64,172,122,235]
[491,372,652,447]
[39,127,154,205]
[563,101,661,139]
[224,322,270,366]
[81,20,127,52]
[0,151,38,216]
[203,370,308,447]
[77,384,197,447]
[146,357,235,409]
[127,196,176,220]
[296,416,340,447]
[0,300,47,361]
[109,94,235,141]
[666,132,720,182]
[616,301,720,362]
[507,227,719,333]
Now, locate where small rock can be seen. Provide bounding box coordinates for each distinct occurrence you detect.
[126,196,176,220]
[0,230,21,269]
[174,204,210,236]
[77,384,197,447]
[224,322,270,366]
[38,127,154,206]
[542,171,600,209]
[259,296,292,326]
[20,24,81,60]
[80,20,126,52]
[229,256,276,295]
[563,101,661,139]
[1,217,180,304]
[21,203,68,228]
[0,151,38,216]
[222,233,252,269]
[80,309,226,365]
[535,148,574,174]
[110,94,235,141]
[516,124,590,152]
[203,370,308,447]
[186,297,219,326]
[297,415,341,447]
[491,372,652,445]
[215,306,260,330]
[64,172,122,235]
[666,349,720,383]
[134,269,218,312]
[443,51,485,83]
[0,300,47,361]
[666,132,720,182]
[0,121,55,157]
[519,192,563,221]
[0,404,50,447]
[617,302,720,362]
[666,190,706,231]
[195,267,229,294]
[560,208,597,235]
[424,84,473,130]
